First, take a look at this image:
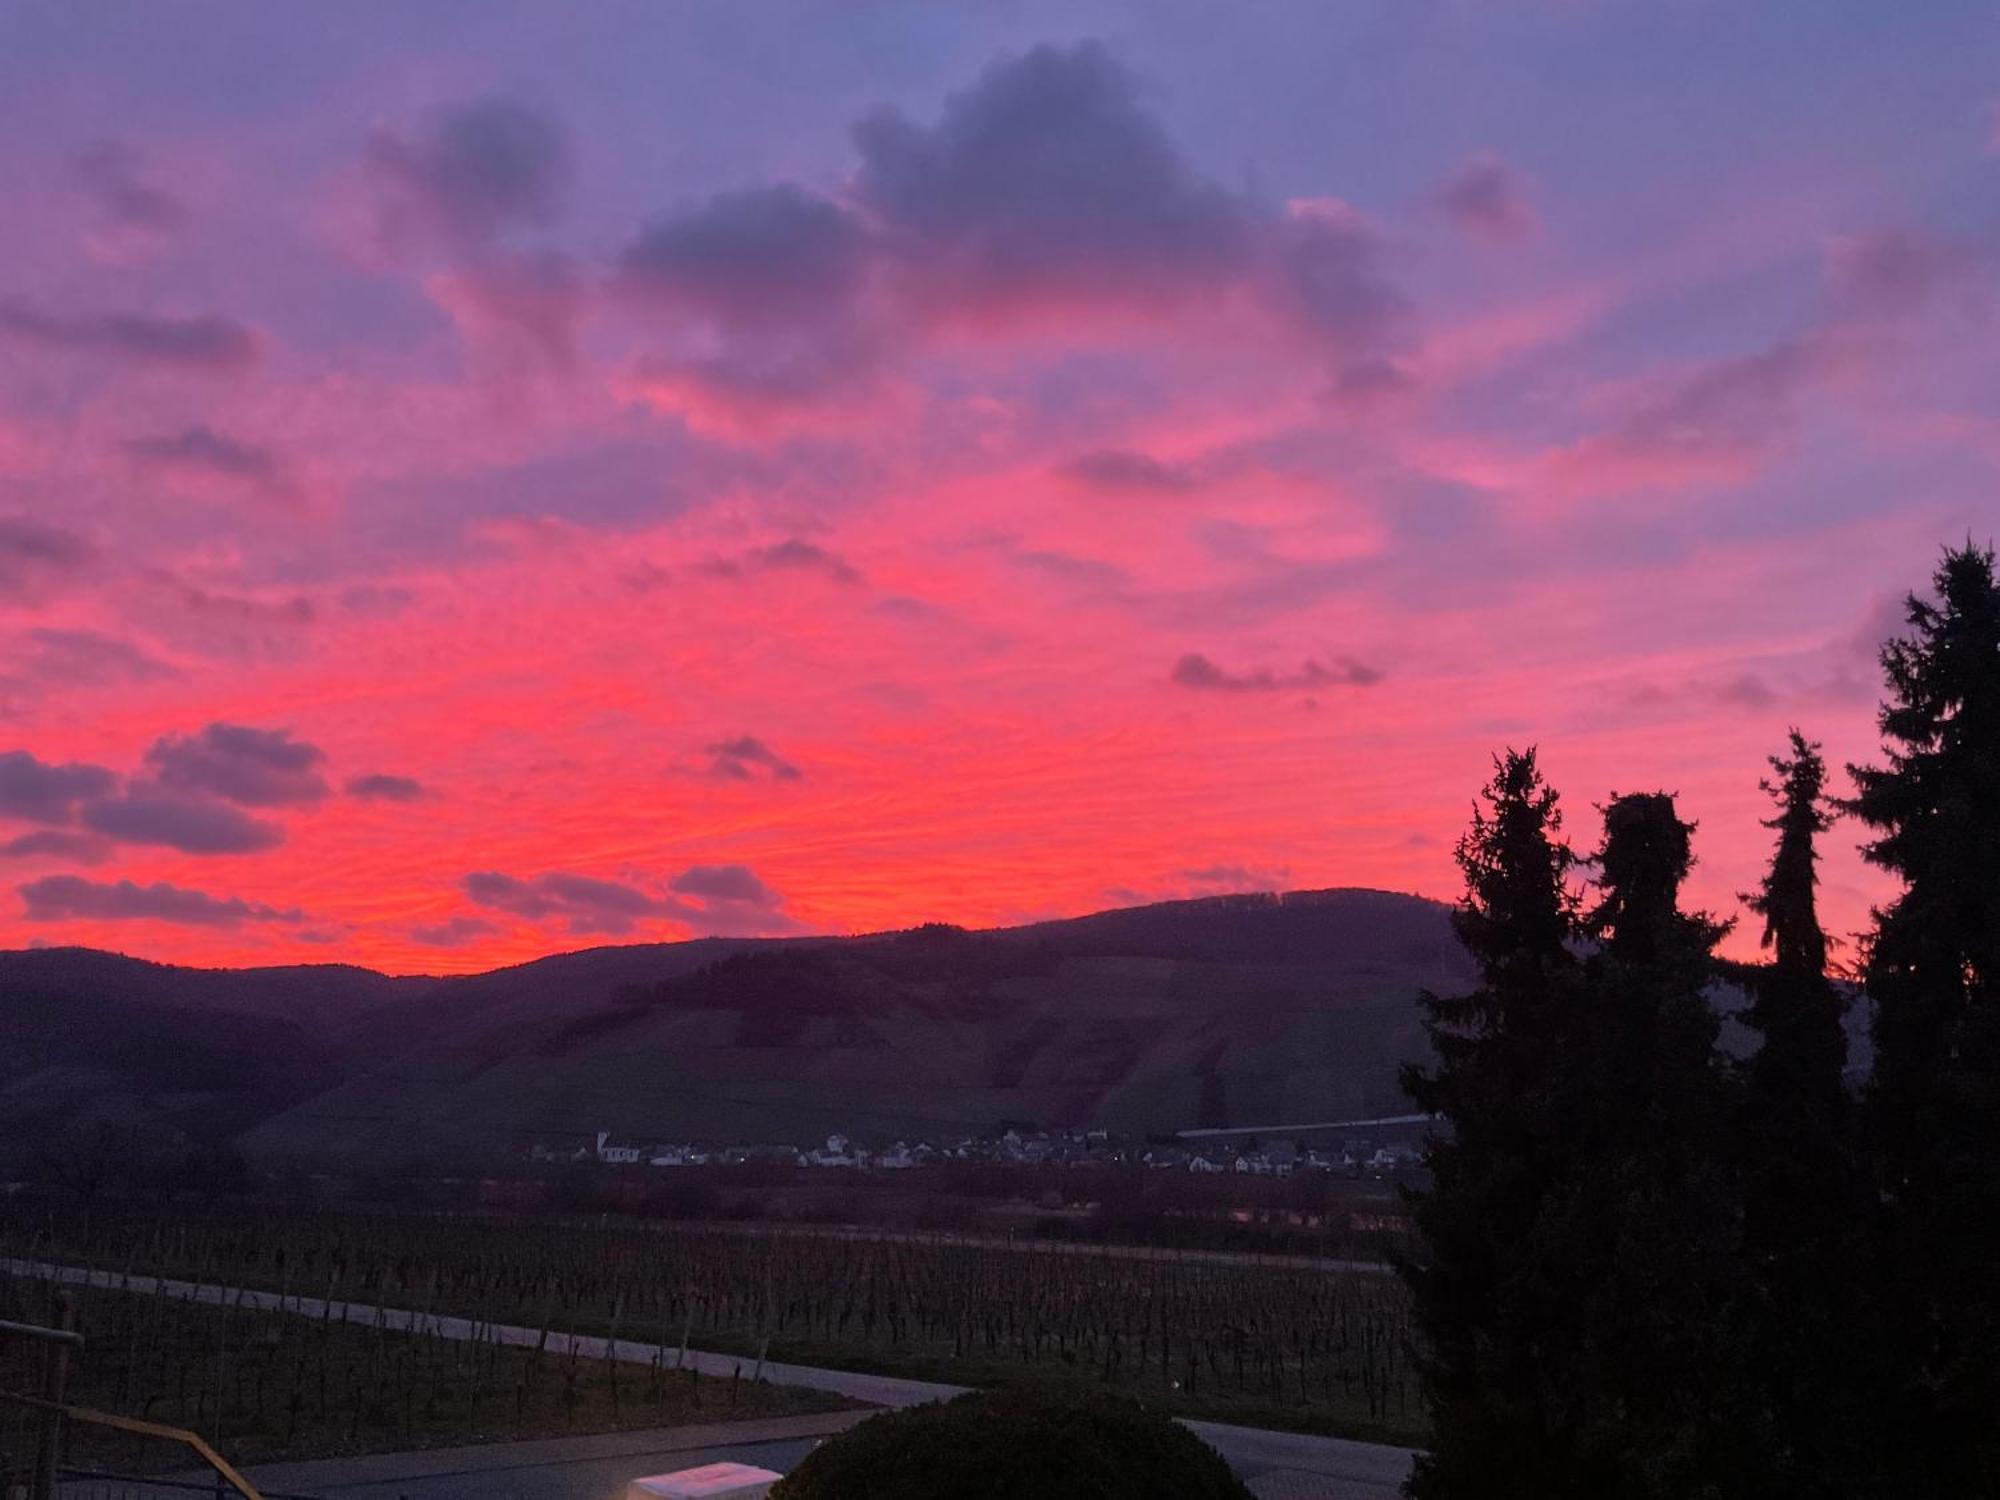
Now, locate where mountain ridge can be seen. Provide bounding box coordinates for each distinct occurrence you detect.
[1,887,1467,1163]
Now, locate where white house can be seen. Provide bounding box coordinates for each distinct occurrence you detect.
[596,1131,645,1165]
[807,1134,865,1168]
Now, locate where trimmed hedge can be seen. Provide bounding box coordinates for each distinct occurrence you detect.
[771,1387,1253,1499]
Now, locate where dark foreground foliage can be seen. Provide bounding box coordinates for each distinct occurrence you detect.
[771,1388,1251,1500]
[1403,541,2000,1499]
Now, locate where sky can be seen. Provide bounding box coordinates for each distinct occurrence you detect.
[0,0,1995,975]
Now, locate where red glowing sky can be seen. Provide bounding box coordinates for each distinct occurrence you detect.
[1,5,1995,973]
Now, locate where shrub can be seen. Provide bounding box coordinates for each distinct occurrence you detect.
[771,1387,1252,1499]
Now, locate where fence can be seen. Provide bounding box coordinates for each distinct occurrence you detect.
[2,1302,314,1500]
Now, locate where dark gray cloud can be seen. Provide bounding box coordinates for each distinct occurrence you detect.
[0,829,114,864]
[144,723,328,807]
[1170,651,1383,693]
[1438,153,1538,242]
[367,97,572,252]
[0,303,258,371]
[0,750,117,825]
[345,772,424,802]
[121,426,291,496]
[81,789,285,854]
[703,736,801,782]
[19,874,303,927]
[1058,448,1197,494]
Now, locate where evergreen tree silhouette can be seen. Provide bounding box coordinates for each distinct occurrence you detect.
[1562,791,1738,1498]
[1402,748,1590,1498]
[1738,731,1876,1497]
[1846,542,2000,1496]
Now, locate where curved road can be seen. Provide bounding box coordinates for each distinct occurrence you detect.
[8,1258,1417,1498]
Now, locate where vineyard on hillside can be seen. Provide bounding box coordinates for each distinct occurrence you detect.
[0,1203,1423,1443]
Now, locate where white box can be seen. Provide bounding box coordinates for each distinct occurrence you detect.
[626,1461,785,1499]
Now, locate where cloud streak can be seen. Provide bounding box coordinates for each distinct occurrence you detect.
[0,304,258,371]
[1170,652,1384,693]
[20,874,304,927]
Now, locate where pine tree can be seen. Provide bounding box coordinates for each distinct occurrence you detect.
[1737,731,1873,1497]
[1402,749,1588,1498]
[1565,791,1739,1498]
[1845,542,2000,1495]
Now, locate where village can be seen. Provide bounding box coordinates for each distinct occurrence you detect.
[529,1127,1427,1179]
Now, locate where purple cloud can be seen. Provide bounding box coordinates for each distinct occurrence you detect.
[144,723,329,807]
[618,183,881,409]
[438,250,583,367]
[0,304,258,371]
[462,869,669,934]
[345,772,424,801]
[702,539,863,585]
[0,518,97,601]
[1438,152,1539,242]
[1170,651,1383,692]
[703,736,802,782]
[0,750,117,825]
[367,96,572,252]
[853,41,1247,316]
[1059,449,1196,494]
[668,862,782,909]
[1558,340,1821,491]
[121,426,291,496]
[1261,202,1414,375]
[81,789,285,855]
[20,874,303,927]
[623,184,872,329]
[0,829,115,864]
[73,141,184,251]
[1826,230,1949,322]
[1181,863,1289,892]
[615,42,1413,417]
[8,630,177,688]
[408,914,496,947]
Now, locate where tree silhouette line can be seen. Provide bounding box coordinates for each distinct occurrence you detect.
[1401,541,2000,1499]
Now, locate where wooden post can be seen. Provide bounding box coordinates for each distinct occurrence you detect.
[29,1294,76,1500]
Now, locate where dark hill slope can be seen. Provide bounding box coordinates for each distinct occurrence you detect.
[0,957,351,1149]
[241,889,1472,1162]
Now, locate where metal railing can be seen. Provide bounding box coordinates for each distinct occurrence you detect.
[1,1302,295,1500]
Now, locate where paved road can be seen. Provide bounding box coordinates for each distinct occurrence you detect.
[12,1259,1417,1499]
[208,1410,1410,1500]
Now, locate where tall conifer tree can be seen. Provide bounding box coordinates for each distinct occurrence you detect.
[1738,731,1872,1497]
[1567,792,1739,1497]
[1846,542,2000,1493]
[1403,749,1587,1498]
